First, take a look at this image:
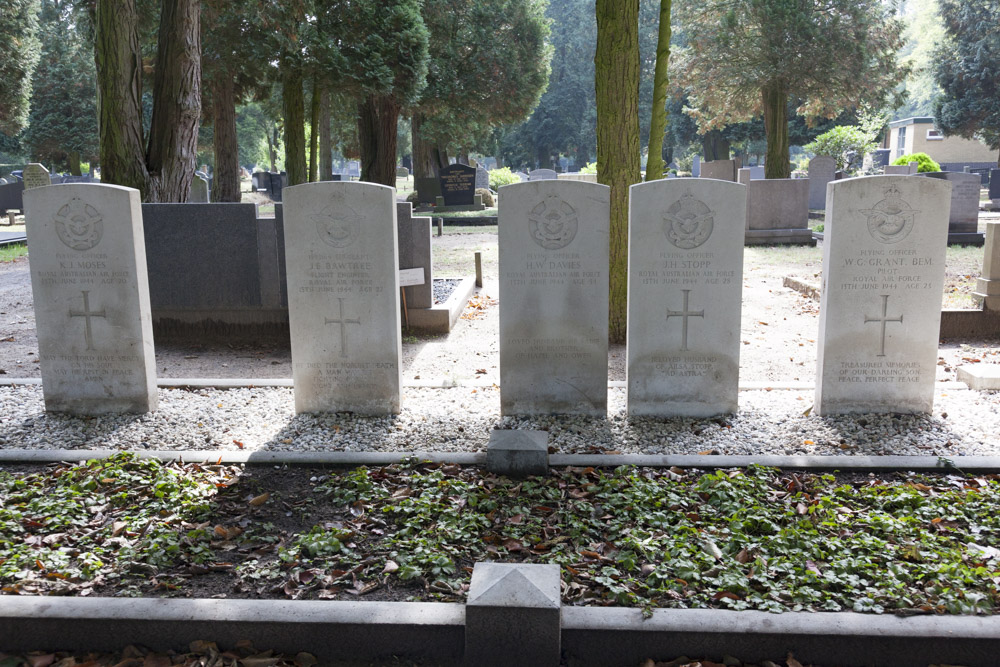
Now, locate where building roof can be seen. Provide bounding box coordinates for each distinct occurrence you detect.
[888,117,935,128]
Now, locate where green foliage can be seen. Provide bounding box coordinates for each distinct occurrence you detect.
[0,243,28,263]
[22,0,98,171]
[895,0,945,118]
[892,152,941,172]
[932,0,1000,151]
[803,107,888,172]
[488,167,521,190]
[579,161,597,174]
[0,0,41,136]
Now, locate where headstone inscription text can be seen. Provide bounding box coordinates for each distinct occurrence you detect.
[438,164,477,206]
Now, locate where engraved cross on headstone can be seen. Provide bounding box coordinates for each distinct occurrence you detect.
[864,294,903,357]
[666,289,704,352]
[69,290,106,351]
[324,297,361,359]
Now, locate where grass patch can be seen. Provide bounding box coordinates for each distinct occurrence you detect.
[4,455,1000,615]
[434,208,498,219]
[0,242,27,262]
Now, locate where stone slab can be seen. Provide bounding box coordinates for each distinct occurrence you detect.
[816,175,950,415]
[486,430,549,478]
[808,156,836,210]
[917,170,981,232]
[499,180,610,415]
[744,228,816,246]
[0,179,24,213]
[627,179,746,416]
[990,169,1000,200]
[465,563,561,667]
[558,173,598,183]
[885,164,917,175]
[475,166,489,190]
[747,178,809,231]
[528,169,558,181]
[24,184,157,414]
[957,365,1000,390]
[699,159,736,182]
[415,177,442,204]
[284,182,402,414]
[396,202,433,309]
[22,163,51,190]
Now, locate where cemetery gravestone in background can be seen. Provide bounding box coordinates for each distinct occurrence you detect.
[439,164,477,206]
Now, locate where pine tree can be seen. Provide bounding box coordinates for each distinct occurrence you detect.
[0,0,41,136]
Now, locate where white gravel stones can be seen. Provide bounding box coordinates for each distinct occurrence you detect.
[2,384,999,458]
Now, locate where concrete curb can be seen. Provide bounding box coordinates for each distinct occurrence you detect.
[0,377,969,392]
[0,597,465,664]
[1,448,997,472]
[0,597,997,666]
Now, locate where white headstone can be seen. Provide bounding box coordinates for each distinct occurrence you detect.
[816,176,950,415]
[627,179,746,416]
[24,184,157,414]
[807,156,836,210]
[528,169,558,181]
[885,164,917,176]
[190,174,209,203]
[499,181,610,415]
[22,163,51,190]
[284,182,402,414]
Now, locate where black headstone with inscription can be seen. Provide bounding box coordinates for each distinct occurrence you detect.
[990,169,1000,200]
[438,163,477,206]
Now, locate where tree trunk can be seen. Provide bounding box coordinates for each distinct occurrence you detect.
[282,69,307,186]
[701,130,730,162]
[596,0,640,345]
[94,0,148,195]
[210,75,240,202]
[309,76,321,183]
[762,81,790,179]
[268,126,277,173]
[645,0,671,182]
[411,113,446,181]
[68,151,81,176]
[319,87,333,181]
[145,0,201,202]
[357,93,399,187]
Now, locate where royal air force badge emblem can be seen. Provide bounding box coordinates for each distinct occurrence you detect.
[862,184,918,244]
[663,190,714,249]
[529,194,578,249]
[54,198,104,250]
[314,198,360,249]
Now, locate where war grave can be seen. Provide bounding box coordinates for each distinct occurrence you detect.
[3,174,1000,667]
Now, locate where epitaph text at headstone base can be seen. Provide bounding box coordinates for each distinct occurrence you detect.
[396,202,433,309]
[284,182,402,414]
[22,163,51,190]
[808,156,836,210]
[25,184,157,414]
[628,179,746,417]
[816,176,950,415]
[917,171,981,233]
[438,163,477,206]
[499,181,610,416]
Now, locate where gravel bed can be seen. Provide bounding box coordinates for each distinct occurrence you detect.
[432,277,460,304]
[2,384,999,458]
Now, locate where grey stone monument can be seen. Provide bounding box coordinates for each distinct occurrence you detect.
[499,180,609,415]
[628,179,746,417]
[190,174,210,203]
[700,159,736,182]
[476,166,490,190]
[284,182,402,414]
[527,169,558,181]
[807,156,836,210]
[918,170,984,244]
[396,202,433,309]
[745,178,813,245]
[24,184,157,413]
[816,176,950,415]
[22,163,51,190]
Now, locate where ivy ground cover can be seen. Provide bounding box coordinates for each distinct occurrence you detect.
[1,453,998,615]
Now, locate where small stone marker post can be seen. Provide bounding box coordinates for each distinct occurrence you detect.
[22,163,51,190]
[499,180,610,415]
[464,562,561,667]
[25,184,157,413]
[284,182,402,414]
[816,176,950,415]
[627,179,746,416]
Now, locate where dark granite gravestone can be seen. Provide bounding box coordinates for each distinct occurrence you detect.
[990,169,1000,201]
[415,177,442,204]
[347,161,361,178]
[438,163,477,206]
[269,172,283,202]
[872,149,891,168]
[252,172,270,192]
[0,180,25,213]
